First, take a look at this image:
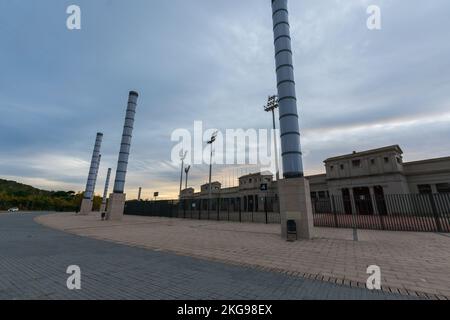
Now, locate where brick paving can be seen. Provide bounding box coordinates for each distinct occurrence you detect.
[0,213,408,300]
[36,212,450,299]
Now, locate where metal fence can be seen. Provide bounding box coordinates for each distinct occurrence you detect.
[124,200,179,218]
[124,196,281,224]
[124,193,450,233]
[312,193,450,232]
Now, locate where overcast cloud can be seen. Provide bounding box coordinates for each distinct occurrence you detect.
[0,0,449,199]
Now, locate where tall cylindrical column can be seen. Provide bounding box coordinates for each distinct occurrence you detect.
[107,91,139,221]
[271,0,304,178]
[113,91,139,193]
[79,132,103,215]
[84,133,103,200]
[138,187,142,201]
[100,168,112,213]
[271,0,314,240]
[91,154,101,200]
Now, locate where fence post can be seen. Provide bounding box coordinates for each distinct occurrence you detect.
[331,195,338,228]
[265,195,268,224]
[239,199,242,223]
[429,193,443,232]
[349,189,358,241]
[252,198,254,223]
[217,198,220,221]
[377,195,386,230]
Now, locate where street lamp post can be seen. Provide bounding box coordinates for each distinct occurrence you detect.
[184,165,191,189]
[179,150,188,197]
[207,131,218,217]
[264,95,280,181]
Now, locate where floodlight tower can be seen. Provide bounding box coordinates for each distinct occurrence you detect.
[271,0,314,239]
[184,165,191,189]
[207,131,218,215]
[264,95,280,181]
[179,150,188,196]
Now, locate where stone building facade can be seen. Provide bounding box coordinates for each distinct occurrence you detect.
[180,145,450,214]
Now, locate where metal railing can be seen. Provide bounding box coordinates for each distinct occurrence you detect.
[312,193,450,232]
[124,196,281,224]
[124,193,450,233]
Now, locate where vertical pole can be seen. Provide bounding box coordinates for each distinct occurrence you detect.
[272,0,315,240]
[112,91,139,194]
[101,168,112,213]
[208,143,213,218]
[84,134,103,201]
[107,91,139,221]
[332,195,338,228]
[265,194,268,224]
[80,132,103,215]
[349,188,358,241]
[179,159,184,196]
[271,109,280,181]
[239,198,242,222]
[271,0,303,178]
[429,193,443,232]
[217,198,220,221]
[252,196,254,223]
[91,154,101,201]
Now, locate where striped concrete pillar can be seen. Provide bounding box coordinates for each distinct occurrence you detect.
[79,132,103,215]
[107,91,139,221]
[271,0,304,178]
[100,168,112,213]
[90,154,101,201]
[113,91,138,194]
[271,0,314,240]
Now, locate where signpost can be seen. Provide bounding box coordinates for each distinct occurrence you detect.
[261,183,268,223]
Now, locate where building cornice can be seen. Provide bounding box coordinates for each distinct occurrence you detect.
[324,145,403,163]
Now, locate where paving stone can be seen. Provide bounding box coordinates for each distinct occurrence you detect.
[0,213,416,300]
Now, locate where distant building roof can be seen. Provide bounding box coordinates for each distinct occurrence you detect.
[239,171,273,179]
[324,145,403,163]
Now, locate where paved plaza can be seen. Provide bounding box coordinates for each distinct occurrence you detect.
[35,212,450,299]
[0,213,411,300]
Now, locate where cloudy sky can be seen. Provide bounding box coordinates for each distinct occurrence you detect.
[1,0,449,199]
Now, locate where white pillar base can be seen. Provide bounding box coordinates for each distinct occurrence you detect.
[278,177,315,240]
[100,203,106,213]
[106,193,126,221]
[79,198,93,215]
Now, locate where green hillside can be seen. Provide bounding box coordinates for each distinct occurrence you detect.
[0,179,101,212]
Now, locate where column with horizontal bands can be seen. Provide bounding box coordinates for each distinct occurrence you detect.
[79,132,103,215]
[100,167,112,213]
[271,0,304,178]
[91,154,101,200]
[113,91,138,193]
[271,0,314,240]
[107,91,139,220]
